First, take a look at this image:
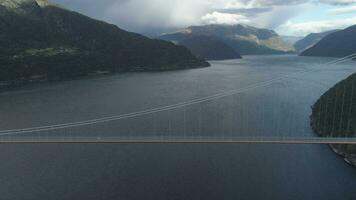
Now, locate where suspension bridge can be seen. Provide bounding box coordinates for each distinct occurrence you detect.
[0,136,356,144]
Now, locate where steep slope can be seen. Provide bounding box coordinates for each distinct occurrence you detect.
[158,24,295,55]
[176,35,241,60]
[0,0,209,84]
[300,25,356,57]
[311,72,356,166]
[294,30,339,52]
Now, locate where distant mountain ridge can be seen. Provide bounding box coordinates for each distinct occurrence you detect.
[162,34,242,60]
[294,30,339,52]
[281,35,303,46]
[0,0,208,84]
[300,25,356,57]
[158,24,295,56]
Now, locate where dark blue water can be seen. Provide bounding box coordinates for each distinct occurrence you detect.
[0,55,355,199]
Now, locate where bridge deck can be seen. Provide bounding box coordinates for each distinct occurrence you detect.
[0,137,356,144]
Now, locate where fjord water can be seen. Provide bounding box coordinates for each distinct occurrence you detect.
[0,55,356,199]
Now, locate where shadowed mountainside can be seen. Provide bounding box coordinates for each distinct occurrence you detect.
[177,35,242,60]
[0,0,209,85]
[301,25,356,57]
[294,30,339,52]
[158,24,295,56]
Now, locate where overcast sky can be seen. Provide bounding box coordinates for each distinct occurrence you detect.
[50,0,356,36]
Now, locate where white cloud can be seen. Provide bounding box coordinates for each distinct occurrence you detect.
[329,5,356,14]
[252,4,308,28]
[223,0,309,8]
[51,0,356,35]
[277,17,356,36]
[104,0,209,30]
[318,0,356,5]
[201,11,251,25]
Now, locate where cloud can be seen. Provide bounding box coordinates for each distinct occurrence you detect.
[253,4,307,28]
[317,0,356,5]
[50,0,310,28]
[51,0,212,33]
[329,5,356,14]
[222,0,308,8]
[101,0,311,31]
[277,17,356,36]
[201,11,251,25]
[50,0,356,36]
[215,7,272,16]
[105,0,206,28]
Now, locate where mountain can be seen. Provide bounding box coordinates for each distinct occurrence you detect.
[158,24,295,55]
[0,0,209,84]
[300,25,356,57]
[169,35,241,60]
[311,72,356,167]
[301,25,356,57]
[295,30,339,52]
[281,35,303,46]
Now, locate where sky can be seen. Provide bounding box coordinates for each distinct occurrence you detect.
[50,0,356,36]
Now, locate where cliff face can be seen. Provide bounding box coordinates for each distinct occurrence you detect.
[158,24,295,55]
[0,0,209,83]
[300,25,356,57]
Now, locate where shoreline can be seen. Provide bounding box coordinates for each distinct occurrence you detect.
[0,64,210,93]
[311,119,356,168]
[329,144,356,168]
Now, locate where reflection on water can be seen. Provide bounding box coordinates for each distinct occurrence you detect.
[0,55,356,199]
[0,55,355,139]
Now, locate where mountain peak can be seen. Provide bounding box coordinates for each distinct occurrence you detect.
[0,0,48,8]
[300,25,356,57]
[35,0,48,7]
[0,0,209,83]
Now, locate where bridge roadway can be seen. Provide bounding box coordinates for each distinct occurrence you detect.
[0,136,356,144]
